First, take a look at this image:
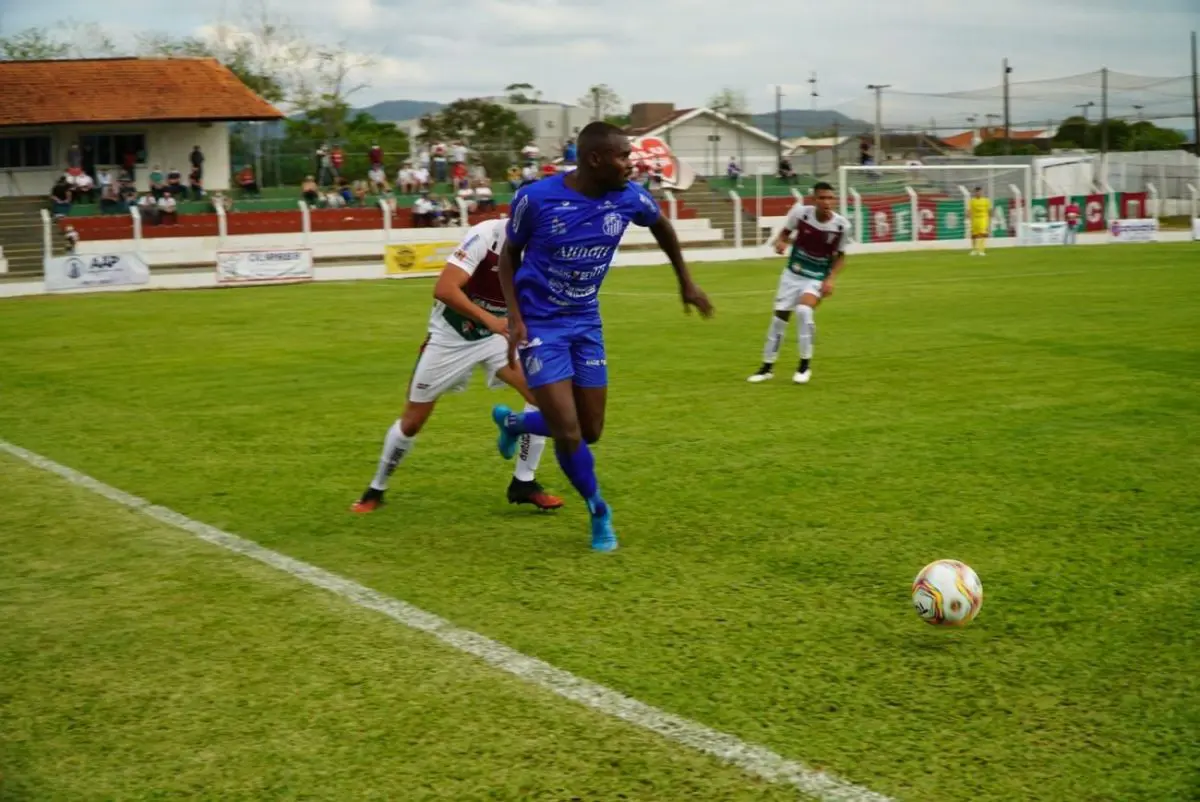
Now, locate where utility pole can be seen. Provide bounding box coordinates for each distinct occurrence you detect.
[1192,31,1199,161]
[808,72,819,111]
[775,84,784,167]
[866,83,890,164]
[1075,101,1095,121]
[1100,67,1109,156]
[1003,58,1013,155]
[1133,104,1145,121]
[591,86,601,122]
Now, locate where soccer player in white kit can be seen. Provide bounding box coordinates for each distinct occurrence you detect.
[747,181,850,385]
[352,218,562,513]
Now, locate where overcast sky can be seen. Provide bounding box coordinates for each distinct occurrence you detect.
[3,0,1197,124]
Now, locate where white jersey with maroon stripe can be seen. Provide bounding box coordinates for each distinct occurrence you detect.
[428,218,509,344]
[782,204,850,281]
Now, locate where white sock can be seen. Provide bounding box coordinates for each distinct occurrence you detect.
[796,305,815,361]
[369,419,416,491]
[513,403,546,482]
[762,315,788,364]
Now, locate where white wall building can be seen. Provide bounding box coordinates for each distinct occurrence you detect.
[629,107,784,176]
[0,57,283,197]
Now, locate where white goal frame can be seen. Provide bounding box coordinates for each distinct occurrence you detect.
[837,164,1034,245]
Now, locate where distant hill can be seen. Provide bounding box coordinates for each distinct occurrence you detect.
[356,100,445,122]
[750,109,871,138]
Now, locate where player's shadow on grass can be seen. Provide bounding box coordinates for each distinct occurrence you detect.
[963,331,1200,381]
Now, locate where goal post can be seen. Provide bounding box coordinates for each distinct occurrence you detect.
[837,164,1033,245]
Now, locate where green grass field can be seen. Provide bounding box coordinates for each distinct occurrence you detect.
[2,245,1199,801]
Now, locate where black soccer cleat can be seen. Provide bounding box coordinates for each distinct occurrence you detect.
[507,478,564,511]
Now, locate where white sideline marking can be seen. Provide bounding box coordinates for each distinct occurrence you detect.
[0,438,892,802]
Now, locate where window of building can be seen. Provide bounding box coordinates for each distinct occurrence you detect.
[81,133,147,166]
[0,134,54,169]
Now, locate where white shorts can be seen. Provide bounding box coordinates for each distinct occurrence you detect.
[408,334,509,403]
[773,270,823,311]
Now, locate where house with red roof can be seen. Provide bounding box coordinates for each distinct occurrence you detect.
[0,57,283,197]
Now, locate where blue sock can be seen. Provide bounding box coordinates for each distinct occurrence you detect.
[556,441,605,516]
[505,410,551,437]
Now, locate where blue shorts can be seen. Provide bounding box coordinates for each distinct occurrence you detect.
[520,316,607,390]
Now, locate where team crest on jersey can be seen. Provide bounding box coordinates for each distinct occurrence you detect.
[551,217,567,236]
[602,212,624,237]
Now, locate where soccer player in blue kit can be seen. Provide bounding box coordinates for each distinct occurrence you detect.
[490,121,714,551]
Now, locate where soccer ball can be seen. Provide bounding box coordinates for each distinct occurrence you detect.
[911,559,983,626]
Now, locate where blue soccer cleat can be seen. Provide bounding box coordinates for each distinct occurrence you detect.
[491,404,519,460]
[588,500,618,552]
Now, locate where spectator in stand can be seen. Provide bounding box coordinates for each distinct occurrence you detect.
[149,165,165,198]
[369,143,383,169]
[451,140,468,167]
[122,147,138,183]
[520,162,536,187]
[859,141,873,166]
[63,224,79,254]
[74,170,95,203]
[190,146,205,181]
[236,164,259,196]
[451,160,468,189]
[334,176,353,206]
[412,163,431,192]
[331,145,345,181]
[563,138,577,164]
[474,179,495,212]
[431,142,448,183]
[99,176,120,213]
[157,192,177,225]
[778,156,797,182]
[165,168,186,197]
[413,191,435,227]
[188,165,204,200]
[520,141,540,163]
[417,147,431,177]
[368,163,389,194]
[397,163,414,194]
[301,176,320,206]
[119,175,138,208]
[507,164,521,190]
[138,193,160,225]
[726,156,742,185]
[456,183,477,217]
[50,177,72,217]
[352,179,369,206]
[318,146,334,186]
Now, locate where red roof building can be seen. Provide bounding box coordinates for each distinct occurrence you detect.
[0,57,283,196]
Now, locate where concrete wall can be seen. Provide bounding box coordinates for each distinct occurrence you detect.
[1,122,231,197]
[72,217,723,267]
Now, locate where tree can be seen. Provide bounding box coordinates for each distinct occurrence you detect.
[0,22,117,60]
[291,44,375,139]
[418,99,535,180]
[974,140,1041,157]
[504,82,541,105]
[577,84,623,122]
[707,87,750,117]
[1126,120,1186,151]
[1053,116,1090,149]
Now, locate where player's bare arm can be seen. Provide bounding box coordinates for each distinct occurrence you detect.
[773,226,793,255]
[433,264,508,336]
[822,252,847,296]
[648,216,714,317]
[497,239,526,369]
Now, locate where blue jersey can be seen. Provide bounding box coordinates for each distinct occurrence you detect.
[506,174,661,321]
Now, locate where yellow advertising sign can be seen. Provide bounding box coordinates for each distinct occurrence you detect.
[384,242,458,276]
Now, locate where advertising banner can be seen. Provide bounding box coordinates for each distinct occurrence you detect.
[44,253,150,292]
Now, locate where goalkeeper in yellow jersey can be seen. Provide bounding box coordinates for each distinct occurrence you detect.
[969,186,991,256]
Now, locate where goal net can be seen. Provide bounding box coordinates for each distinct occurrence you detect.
[837,164,1033,244]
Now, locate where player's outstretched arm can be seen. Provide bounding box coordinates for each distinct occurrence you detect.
[497,240,526,369]
[433,264,507,336]
[648,216,714,318]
